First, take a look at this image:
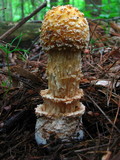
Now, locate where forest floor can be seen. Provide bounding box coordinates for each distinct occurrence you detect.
[0,19,120,160]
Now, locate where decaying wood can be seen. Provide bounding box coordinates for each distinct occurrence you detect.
[10,65,43,84]
[0,1,47,40]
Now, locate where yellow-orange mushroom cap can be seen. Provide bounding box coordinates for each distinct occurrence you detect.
[40,5,90,52]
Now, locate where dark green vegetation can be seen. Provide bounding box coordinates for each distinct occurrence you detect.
[0,0,120,22]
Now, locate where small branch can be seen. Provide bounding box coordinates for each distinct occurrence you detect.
[29,20,42,23]
[74,144,108,153]
[92,17,120,22]
[0,63,13,67]
[88,20,100,46]
[0,1,47,40]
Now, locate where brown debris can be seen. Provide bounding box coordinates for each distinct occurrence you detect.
[0,13,120,160]
[110,21,120,33]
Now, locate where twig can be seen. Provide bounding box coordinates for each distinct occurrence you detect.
[0,110,26,133]
[0,63,13,67]
[88,20,100,46]
[0,1,47,40]
[28,36,40,51]
[29,53,42,61]
[107,98,120,151]
[87,95,120,134]
[29,20,42,23]
[92,17,120,22]
[74,144,108,153]
[0,132,34,159]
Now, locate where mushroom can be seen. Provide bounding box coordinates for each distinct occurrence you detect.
[35,5,89,145]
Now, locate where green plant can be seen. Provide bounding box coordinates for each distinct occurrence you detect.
[1,0,119,22]
[0,35,29,88]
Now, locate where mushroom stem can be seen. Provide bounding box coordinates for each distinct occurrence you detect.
[47,50,82,98]
[35,50,85,144]
[37,50,84,116]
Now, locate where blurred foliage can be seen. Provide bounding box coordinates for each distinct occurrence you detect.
[0,0,120,22]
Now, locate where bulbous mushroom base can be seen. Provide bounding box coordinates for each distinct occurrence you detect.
[35,103,85,145]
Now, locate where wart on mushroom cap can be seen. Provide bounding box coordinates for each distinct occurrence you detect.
[40,5,89,51]
[35,5,90,145]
